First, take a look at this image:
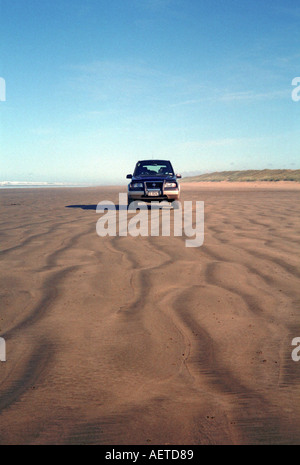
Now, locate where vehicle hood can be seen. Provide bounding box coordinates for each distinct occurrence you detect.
[131,175,177,182]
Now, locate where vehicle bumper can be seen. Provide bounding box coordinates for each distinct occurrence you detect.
[128,189,180,202]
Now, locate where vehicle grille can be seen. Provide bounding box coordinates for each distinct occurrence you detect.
[145,181,164,190]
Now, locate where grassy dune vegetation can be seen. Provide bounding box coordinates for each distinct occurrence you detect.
[182,169,300,183]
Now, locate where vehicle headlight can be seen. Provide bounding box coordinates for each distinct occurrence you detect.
[132,182,144,188]
[165,182,177,188]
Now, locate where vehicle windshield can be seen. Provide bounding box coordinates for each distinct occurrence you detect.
[134,160,174,176]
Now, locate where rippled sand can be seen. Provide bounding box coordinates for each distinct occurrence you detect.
[0,183,299,444]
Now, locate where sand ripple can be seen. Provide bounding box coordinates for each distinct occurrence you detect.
[0,185,299,444]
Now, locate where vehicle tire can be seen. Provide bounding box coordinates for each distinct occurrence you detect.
[170,199,180,209]
[127,195,133,208]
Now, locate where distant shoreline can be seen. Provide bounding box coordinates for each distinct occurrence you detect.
[0,183,119,189]
[1,169,300,189]
[1,182,300,192]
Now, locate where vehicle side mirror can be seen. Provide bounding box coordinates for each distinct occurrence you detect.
[126,174,132,179]
[176,174,182,179]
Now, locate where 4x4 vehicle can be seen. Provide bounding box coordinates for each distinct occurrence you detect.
[126,159,181,207]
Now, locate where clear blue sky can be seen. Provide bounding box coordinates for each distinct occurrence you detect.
[0,0,299,184]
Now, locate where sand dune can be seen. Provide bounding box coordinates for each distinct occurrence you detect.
[0,183,299,444]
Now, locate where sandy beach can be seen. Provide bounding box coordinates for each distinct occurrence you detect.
[0,182,299,445]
